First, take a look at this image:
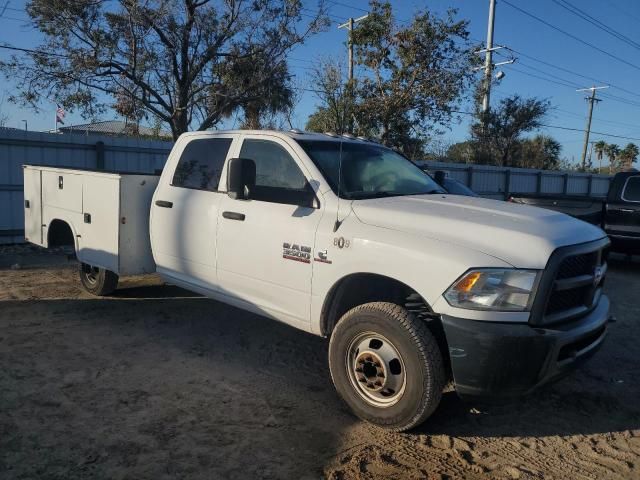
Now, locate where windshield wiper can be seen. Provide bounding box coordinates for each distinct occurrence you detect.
[349,191,399,199]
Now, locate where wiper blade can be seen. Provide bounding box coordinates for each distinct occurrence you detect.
[348,191,395,199]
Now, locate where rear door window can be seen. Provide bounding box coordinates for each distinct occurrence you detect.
[623,176,640,202]
[172,138,232,191]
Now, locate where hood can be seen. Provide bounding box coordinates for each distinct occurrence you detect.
[351,194,606,268]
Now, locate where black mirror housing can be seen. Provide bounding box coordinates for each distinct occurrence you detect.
[227,157,256,200]
[433,170,446,186]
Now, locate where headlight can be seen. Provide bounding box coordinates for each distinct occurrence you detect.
[444,269,540,311]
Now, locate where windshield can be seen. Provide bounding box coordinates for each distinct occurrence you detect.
[298,140,445,199]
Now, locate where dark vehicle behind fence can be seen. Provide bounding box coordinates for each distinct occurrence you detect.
[509,171,640,253]
[432,170,479,197]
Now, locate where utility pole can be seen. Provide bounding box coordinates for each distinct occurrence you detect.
[474,1,514,132]
[482,0,497,117]
[338,14,368,82]
[577,85,608,171]
[588,140,595,171]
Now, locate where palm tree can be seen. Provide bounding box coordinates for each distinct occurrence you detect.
[605,143,620,174]
[619,143,639,170]
[594,140,607,173]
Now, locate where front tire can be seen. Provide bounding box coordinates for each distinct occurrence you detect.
[328,302,445,431]
[79,263,119,296]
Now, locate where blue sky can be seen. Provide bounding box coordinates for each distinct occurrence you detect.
[1,0,639,165]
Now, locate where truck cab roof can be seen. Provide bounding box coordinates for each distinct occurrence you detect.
[178,129,379,145]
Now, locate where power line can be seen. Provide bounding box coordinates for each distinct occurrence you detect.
[602,0,640,23]
[449,108,640,142]
[505,61,640,110]
[552,0,640,51]
[552,106,640,130]
[501,47,640,100]
[501,0,640,72]
[329,1,368,14]
[508,65,581,90]
[0,43,66,57]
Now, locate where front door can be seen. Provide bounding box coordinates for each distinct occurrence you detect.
[216,136,323,326]
[150,135,235,291]
[606,174,640,239]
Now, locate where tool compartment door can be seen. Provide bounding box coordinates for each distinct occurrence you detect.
[78,175,120,273]
[23,167,43,245]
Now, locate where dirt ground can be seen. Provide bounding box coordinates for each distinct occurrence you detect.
[1,246,639,480]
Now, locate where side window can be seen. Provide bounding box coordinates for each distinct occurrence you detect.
[623,176,640,202]
[239,139,313,206]
[172,138,232,191]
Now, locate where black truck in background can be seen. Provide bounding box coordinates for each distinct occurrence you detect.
[509,171,640,253]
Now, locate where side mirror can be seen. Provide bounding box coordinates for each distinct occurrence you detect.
[433,170,446,186]
[227,157,256,200]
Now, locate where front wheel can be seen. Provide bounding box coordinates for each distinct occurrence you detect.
[79,263,119,296]
[328,302,445,432]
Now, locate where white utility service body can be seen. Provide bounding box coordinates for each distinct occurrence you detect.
[23,165,158,275]
[24,130,611,431]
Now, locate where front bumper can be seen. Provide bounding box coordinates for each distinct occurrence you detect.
[441,294,609,398]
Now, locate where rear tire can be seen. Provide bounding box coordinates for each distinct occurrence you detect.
[328,302,445,432]
[79,263,119,296]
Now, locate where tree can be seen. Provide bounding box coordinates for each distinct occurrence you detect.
[305,59,355,135]
[594,140,607,173]
[517,134,562,170]
[1,0,327,139]
[605,143,620,173]
[306,1,476,157]
[446,140,476,163]
[352,2,476,155]
[619,143,639,170]
[471,94,550,167]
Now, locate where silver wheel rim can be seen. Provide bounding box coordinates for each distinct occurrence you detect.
[82,264,99,285]
[345,332,406,408]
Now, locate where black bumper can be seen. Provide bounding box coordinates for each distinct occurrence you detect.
[441,295,610,398]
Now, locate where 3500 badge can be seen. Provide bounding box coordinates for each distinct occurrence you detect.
[282,242,311,263]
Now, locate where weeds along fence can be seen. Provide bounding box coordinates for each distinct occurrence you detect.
[0,128,172,244]
[420,160,612,201]
[0,128,614,244]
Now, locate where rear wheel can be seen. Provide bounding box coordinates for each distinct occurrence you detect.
[328,302,445,432]
[79,263,119,296]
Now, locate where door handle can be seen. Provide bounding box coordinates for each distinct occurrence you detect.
[155,200,173,208]
[620,208,635,213]
[222,211,245,221]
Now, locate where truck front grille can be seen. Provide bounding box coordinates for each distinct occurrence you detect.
[533,240,609,326]
[556,251,599,279]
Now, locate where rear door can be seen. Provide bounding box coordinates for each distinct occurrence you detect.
[605,174,640,238]
[23,167,43,245]
[150,135,236,291]
[216,135,323,325]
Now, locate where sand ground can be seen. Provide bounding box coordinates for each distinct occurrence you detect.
[1,246,639,479]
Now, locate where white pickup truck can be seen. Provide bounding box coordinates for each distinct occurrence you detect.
[23,130,611,431]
